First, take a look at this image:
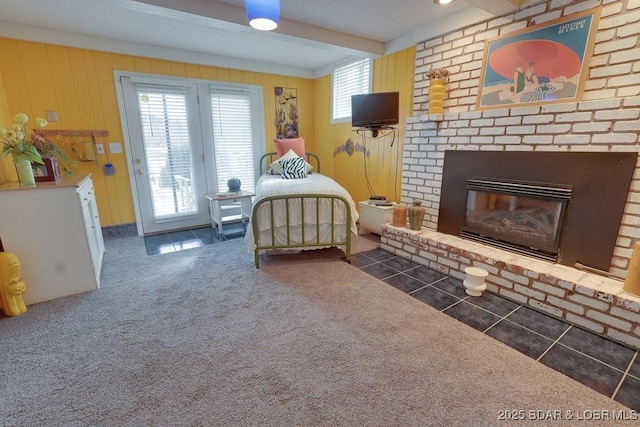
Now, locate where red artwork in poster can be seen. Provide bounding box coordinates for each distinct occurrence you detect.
[489,40,581,81]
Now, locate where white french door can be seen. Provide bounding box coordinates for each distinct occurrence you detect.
[117,74,264,235]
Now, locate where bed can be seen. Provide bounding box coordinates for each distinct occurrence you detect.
[244,152,359,268]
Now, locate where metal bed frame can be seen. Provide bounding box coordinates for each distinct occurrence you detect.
[251,152,353,268]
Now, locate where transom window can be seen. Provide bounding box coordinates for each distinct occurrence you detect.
[331,58,372,123]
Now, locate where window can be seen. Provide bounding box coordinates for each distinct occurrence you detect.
[331,58,372,123]
[210,89,257,193]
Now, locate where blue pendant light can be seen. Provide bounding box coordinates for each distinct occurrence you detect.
[246,0,280,31]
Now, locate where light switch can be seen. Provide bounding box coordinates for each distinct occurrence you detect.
[109,142,123,154]
[45,110,58,122]
[95,144,105,154]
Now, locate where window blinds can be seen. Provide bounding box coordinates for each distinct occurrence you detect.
[136,85,197,218]
[332,58,371,121]
[210,89,256,193]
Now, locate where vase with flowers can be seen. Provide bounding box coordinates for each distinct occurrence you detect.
[1,113,72,186]
[0,113,45,186]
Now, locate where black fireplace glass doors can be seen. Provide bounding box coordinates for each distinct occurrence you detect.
[464,190,564,253]
[461,178,572,259]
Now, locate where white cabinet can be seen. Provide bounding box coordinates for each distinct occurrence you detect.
[0,174,104,305]
[78,179,105,278]
[358,201,396,235]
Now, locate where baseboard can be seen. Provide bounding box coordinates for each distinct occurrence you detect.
[102,223,138,240]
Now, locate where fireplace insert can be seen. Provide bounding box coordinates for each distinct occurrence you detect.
[461,178,572,261]
[437,151,636,271]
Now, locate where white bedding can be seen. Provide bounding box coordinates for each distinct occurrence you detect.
[244,173,359,252]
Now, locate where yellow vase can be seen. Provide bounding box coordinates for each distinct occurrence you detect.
[428,78,446,114]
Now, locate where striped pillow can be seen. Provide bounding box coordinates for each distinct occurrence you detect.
[280,157,308,179]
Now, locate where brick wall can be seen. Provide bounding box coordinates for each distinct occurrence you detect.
[405,0,640,279]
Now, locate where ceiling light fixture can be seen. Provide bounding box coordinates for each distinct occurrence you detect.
[433,0,454,4]
[246,0,280,31]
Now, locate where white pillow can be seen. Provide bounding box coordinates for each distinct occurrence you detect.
[269,149,313,174]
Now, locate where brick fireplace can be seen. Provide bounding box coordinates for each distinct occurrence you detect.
[382,0,640,350]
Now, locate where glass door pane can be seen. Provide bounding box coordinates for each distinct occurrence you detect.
[138,89,196,218]
[210,90,257,193]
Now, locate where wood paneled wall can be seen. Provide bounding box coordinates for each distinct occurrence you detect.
[313,47,416,205]
[0,37,415,227]
[0,73,16,183]
[0,38,314,226]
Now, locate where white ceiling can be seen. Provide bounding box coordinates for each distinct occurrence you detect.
[0,0,532,78]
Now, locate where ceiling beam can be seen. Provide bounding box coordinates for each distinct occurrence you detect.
[131,0,384,57]
[463,0,523,16]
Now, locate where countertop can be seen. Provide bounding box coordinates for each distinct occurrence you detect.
[0,173,92,192]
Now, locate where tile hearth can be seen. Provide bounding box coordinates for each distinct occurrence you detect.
[352,244,640,412]
[381,226,640,353]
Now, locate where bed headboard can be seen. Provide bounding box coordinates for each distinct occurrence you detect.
[259,152,320,175]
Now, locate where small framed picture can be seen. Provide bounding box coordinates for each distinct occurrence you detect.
[32,157,61,182]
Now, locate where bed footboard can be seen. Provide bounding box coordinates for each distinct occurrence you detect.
[251,194,353,268]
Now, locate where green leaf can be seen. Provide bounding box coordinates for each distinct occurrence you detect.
[23,145,44,164]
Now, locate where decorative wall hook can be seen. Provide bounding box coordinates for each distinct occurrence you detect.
[333,138,370,157]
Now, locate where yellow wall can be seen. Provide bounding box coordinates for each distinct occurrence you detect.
[312,47,415,204]
[0,71,17,183]
[0,37,415,227]
[0,38,314,226]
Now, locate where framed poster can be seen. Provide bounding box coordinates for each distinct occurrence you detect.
[275,87,298,138]
[476,7,601,110]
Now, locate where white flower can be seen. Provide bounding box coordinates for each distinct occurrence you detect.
[1,112,45,164]
[12,113,28,125]
[35,117,48,129]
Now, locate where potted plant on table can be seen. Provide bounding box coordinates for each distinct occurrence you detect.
[1,113,72,185]
[0,113,44,186]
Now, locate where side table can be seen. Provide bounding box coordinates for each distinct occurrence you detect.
[205,191,255,236]
[358,201,396,235]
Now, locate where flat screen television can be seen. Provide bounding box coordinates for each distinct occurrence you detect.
[351,91,399,129]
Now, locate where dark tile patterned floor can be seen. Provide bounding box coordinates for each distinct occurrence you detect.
[143,223,245,255]
[352,245,640,412]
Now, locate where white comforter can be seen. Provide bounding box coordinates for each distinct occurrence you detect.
[244,173,359,252]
